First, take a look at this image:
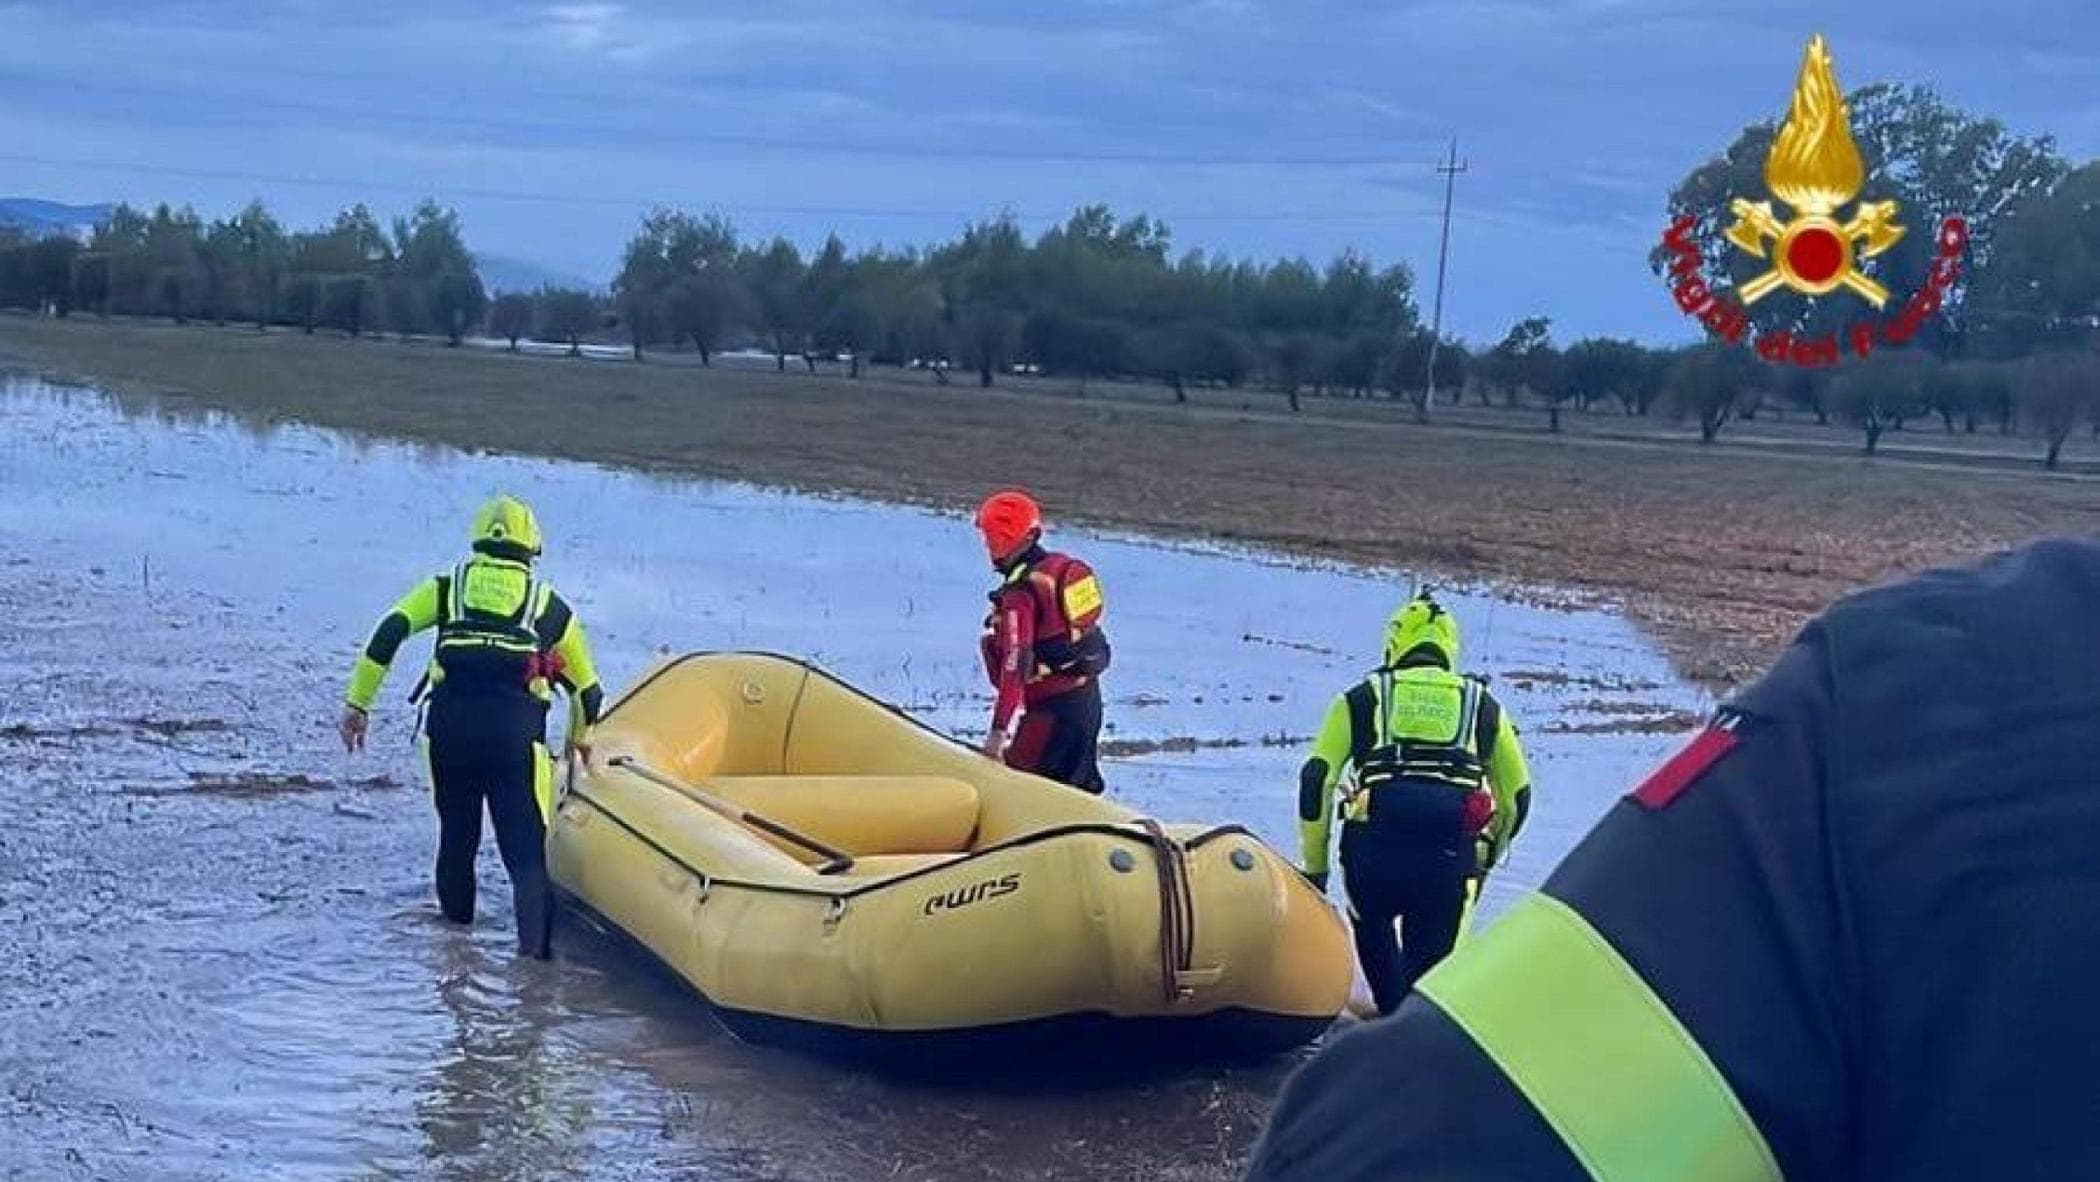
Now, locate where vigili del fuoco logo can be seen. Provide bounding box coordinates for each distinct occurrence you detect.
[1659,35,1968,367]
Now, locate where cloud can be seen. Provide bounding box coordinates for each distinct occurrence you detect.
[1314,88,1429,128]
[544,3,624,51]
[536,2,703,61]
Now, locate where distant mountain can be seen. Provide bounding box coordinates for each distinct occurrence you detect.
[475,253,603,295]
[0,197,113,238]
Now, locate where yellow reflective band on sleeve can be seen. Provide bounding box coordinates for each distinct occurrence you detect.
[1061,573,1103,621]
[1298,817,1331,876]
[1417,893,1783,1182]
[346,655,388,712]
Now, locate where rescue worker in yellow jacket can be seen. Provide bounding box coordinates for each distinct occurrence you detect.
[1298,591,1532,1015]
[338,495,603,959]
[1251,540,2100,1181]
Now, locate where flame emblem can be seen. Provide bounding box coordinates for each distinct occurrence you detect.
[1724,36,1905,307]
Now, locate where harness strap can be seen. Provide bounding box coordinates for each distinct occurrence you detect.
[1457,678,1484,752]
[1136,818,1197,1004]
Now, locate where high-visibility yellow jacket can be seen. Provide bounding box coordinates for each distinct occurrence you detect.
[345,553,603,735]
[1298,655,1531,877]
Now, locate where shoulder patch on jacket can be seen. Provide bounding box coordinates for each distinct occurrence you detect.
[1628,714,1741,810]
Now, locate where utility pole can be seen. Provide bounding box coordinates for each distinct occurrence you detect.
[1421,138,1467,424]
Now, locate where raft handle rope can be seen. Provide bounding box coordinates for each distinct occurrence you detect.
[1137,818,1197,1004]
[608,755,857,876]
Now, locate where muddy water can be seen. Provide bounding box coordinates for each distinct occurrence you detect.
[0,376,1706,1181]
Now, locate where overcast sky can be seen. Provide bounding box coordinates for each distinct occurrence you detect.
[2,1,2093,344]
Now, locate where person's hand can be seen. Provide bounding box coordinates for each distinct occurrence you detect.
[564,737,593,766]
[339,706,368,753]
[982,731,1008,762]
[1300,867,1328,893]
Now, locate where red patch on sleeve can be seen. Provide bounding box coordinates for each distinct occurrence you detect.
[1629,724,1739,810]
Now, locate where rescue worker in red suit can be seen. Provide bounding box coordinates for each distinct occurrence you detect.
[975,490,1111,793]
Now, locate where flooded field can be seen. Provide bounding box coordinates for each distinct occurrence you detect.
[0,375,1706,1181]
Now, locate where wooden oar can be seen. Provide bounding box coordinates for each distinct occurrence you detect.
[604,755,856,875]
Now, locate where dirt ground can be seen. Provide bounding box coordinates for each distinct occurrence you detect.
[7,313,2098,689]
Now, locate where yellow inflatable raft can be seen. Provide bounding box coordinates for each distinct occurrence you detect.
[548,652,1352,1063]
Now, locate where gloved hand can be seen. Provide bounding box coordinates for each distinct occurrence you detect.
[339,705,368,753]
[563,722,593,765]
[1300,867,1328,893]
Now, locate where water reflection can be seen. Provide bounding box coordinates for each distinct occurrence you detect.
[417,946,593,1182]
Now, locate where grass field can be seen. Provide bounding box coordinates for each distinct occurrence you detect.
[7,312,2098,688]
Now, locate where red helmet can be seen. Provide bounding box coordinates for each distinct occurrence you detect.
[975,489,1042,561]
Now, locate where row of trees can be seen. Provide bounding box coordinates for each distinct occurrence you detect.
[0,197,1440,408]
[605,203,1435,409]
[0,200,487,343]
[1454,314,2100,468]
[1659,347,2100,468]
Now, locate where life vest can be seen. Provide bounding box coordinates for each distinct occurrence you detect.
[1340,666,1493,838]
[980,551,1111,684]
[428,557,557,698]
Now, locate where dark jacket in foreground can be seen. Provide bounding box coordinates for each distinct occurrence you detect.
[1247,538,2100,1181]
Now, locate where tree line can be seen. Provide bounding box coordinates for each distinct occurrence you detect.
[603,203,1428,411]
[2,84,2095,466]
[1477,328,2077,462]
[0,200,489,344]
[0,196,1433,411]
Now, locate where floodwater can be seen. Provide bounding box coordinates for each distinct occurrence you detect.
[0,375,1707,1181]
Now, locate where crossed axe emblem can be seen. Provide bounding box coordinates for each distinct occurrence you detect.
[1725,198,1905,308]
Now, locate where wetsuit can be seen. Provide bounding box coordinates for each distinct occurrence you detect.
[1249,538,2100,1181]
[1300,651,1531,1014]
[346,552,602,958]
[983,543,1110,793]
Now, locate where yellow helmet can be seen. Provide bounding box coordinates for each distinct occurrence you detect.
[469,494,543,559]
[1384,590,1459,668]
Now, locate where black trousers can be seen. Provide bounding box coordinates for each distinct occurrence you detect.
[425,693,553,958]
[1008,680,1105,794]
[1340,821,1471,1015]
